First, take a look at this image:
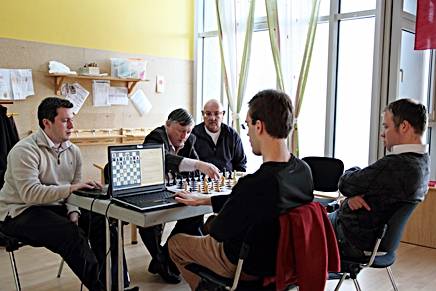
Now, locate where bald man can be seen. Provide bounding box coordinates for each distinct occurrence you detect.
[192,99,247,172]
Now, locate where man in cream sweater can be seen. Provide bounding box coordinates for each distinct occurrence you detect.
[0,97,106,291]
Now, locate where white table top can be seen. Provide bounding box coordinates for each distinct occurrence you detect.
[67,194,213,227]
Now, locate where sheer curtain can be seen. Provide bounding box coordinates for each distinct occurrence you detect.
[265,0,320,156]
[215,0,255,130]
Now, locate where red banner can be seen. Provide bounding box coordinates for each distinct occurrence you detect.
[415,0,436,50]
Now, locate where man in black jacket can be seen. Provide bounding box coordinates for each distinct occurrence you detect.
[168,90,314,290]
[192,99,246,172]
[329,98,430,259]
[138,108,219,284]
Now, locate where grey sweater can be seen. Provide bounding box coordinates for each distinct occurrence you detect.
[0,128,81,220]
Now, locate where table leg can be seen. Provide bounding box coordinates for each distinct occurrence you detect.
[105,218,112,290]
[118,219,124,290]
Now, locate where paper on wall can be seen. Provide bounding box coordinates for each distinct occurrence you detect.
[0,69,12,99]
[130,89,152,116]
[10,69,35,100]
[61,82,89,114]
[109,86,128,105]
[92,80,110,107]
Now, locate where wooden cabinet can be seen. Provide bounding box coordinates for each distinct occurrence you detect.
[402,188,436,248]
[47,73,146,95]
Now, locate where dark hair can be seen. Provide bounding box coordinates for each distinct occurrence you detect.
[167,108,194,126]
[385,98,427,135]
[38,97,73,129]
[248,89,294,138]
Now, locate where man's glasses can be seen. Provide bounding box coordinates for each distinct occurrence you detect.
[202,111,225,118]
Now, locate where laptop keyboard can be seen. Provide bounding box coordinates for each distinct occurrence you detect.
[120,190,177,206]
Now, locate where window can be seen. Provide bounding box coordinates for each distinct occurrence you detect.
[195,0,434,174]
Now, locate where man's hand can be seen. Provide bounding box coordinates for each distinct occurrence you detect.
[347,195,371,211]
[195,161,220,180]
[68,211,80,224]
[175,190,212,206]
[70,180,103,193]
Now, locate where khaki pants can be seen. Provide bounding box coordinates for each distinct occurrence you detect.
[168,234,236,290]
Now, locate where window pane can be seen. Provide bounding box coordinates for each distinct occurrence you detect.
[399,30,431,144]
[403,0,417,15]
[240,30,275,173]
[399,30,431,106]
[319,0,331,16]
[298,23,329,158]
[335,18,375,169]
[340,0,376,13]
[202,37,221,104]
[204,0,217,31]
[255,0,266,18]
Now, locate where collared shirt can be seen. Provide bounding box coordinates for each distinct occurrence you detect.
[41,129,71,152]
[204,126,221,145]
[388,144,428,155]
[164,126,197,172]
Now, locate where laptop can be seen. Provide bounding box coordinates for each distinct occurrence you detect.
[108,144,179,212]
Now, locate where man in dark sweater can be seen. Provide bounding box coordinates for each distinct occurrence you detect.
[192,99,246,172]
[168,89,314,290]
[329,98,430,258]
[138,109,220,284]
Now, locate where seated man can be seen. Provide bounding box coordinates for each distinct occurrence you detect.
[329,98,430,259]
[0,98,107,291]
[192,99,247,172]
[138,108,220,284]
[167,89,314,290]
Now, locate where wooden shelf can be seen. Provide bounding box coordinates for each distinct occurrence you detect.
[67,127,152,146]
[47,73,148,95]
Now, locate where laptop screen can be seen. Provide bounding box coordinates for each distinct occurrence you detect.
[108,144,165,195]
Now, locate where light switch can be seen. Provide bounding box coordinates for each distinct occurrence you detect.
[156,75,165,93]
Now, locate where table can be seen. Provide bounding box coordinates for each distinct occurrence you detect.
[67,194,213,290]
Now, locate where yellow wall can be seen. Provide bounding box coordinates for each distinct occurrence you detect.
[0,0,194,60]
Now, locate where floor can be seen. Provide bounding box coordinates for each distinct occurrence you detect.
[1,224,436,291]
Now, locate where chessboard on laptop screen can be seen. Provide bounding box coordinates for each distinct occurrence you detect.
[110,147,164,190]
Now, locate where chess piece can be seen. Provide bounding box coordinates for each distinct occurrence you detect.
[183,180,189,191]
[214,180,221,192]
[203,176,209,194]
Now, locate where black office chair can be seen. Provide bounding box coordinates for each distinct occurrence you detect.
[333,203,417,291]
[0,228,65,291]
[302,156,344,211]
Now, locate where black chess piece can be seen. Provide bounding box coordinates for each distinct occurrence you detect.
[177,174,183,189]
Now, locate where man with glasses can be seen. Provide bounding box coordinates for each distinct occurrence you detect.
[192,99,247,173]
[168,90,314,289]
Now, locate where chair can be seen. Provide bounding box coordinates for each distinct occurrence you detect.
[333,203,417,291]
[185,202,340,291]
[0,228,65,291]
[301,156,344,211]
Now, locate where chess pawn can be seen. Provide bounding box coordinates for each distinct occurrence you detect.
[214,181,221,192]
[220,174,226,187]
[203,179,209,194]
[183,180,189,191]
[232,170,237,185]
[197,183,201,193]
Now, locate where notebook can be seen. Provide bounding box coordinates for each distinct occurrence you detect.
[107,144,179,212]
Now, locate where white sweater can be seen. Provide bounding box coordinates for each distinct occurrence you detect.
[0,128,81,220]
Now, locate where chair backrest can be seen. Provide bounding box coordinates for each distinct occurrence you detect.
[302,156,344,192]
[379,203,417,253]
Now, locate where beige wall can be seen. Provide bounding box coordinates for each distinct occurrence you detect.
[0,38,193,181]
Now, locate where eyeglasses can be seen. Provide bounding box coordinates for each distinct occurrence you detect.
[241,119,257,130]
[202,111,225,118]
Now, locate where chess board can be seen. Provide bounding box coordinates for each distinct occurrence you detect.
[111,150,141,187]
